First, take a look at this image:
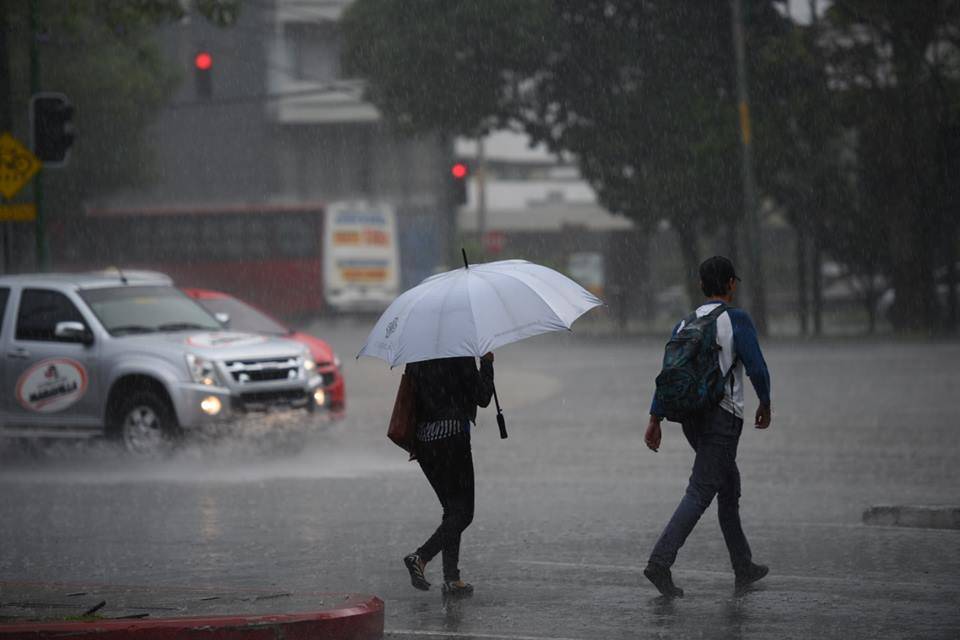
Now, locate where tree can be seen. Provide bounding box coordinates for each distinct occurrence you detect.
[342,0,551,138]
[1,0,240,267]
[820,0,960,332]
[343,0,792,308]
[750,11,854,333]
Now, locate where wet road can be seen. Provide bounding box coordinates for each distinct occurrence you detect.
[1,320,959,639]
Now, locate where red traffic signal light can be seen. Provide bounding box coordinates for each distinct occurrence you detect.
[449,162,468,205]
[194,51,213,70]
[194,51,213,99]
[451,162,468,179]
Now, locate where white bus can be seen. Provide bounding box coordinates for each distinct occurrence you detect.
[323,201,401,313]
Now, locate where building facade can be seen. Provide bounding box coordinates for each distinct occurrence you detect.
[83,0,453,299]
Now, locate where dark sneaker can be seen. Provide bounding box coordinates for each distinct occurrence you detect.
[735,563,769,589]
[643,563,684,598]
[441,580,474,599]
[403,553,430,591]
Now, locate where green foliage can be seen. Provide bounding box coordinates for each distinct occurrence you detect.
[41,2,180,193]
[343,0,960,330]
[2,0,240,202]
[342,0,551,136]
[819,0,960,330]
[344,0,791,302]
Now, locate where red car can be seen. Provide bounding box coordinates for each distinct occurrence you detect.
[182,288,345,418]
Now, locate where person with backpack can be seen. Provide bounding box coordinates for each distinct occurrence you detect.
[643,256,772,598]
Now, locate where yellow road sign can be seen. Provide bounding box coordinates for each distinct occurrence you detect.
[0,203,37,221]
[0,132,42,200]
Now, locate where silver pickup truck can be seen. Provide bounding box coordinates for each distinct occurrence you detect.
[0,271,324,454]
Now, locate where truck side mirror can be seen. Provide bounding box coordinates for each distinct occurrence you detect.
[55,321,94,345]
[214,312,231,328]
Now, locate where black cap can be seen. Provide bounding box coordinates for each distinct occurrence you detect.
[699,256,740,291]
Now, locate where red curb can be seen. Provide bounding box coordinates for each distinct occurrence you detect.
[0,596,384,640]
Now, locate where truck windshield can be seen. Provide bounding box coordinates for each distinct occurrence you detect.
[80,286,222,336]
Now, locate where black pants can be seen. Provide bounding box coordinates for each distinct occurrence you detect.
[415,432,475,582]
[648,406,753,572]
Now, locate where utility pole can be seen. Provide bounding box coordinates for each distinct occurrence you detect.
[476,136,487,245]
[30,0,48,271]
[809,0,823,335]
[731,0,767,334]
[0,0,12,273]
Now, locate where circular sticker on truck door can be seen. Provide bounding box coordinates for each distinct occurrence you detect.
[16,358,89,413]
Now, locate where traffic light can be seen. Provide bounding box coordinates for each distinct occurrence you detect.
[30,93,74,166]
[450,162,469,206]
[194,50,213,99]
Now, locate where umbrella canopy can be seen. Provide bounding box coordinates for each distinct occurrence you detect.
[357,259,602,368]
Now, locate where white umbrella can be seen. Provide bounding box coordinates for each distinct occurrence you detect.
[358,256,602,367]
[357,255,603,437]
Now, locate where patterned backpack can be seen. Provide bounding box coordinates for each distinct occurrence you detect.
[654,304,734,422]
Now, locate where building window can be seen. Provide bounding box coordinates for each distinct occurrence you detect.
[285,21,341,83]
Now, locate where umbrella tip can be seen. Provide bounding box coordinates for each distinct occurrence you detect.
[462,248,469,269]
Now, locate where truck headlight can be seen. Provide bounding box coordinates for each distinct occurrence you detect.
[303,357,316,372]
[201,396,222,415]
[186,353,221,386]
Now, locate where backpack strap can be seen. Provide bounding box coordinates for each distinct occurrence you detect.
[703,303,737,393]
[704,302,728,321]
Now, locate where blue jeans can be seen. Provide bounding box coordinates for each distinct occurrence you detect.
[648,406,753,572]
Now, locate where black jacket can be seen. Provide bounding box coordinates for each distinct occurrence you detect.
[405,357,494,424]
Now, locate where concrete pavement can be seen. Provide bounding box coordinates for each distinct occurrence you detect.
[0,320,958,639]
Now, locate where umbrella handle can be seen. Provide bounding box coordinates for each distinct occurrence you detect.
[492,384,508,439]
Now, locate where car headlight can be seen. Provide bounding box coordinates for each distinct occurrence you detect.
[186,353,221,386]
[300,354,320,381]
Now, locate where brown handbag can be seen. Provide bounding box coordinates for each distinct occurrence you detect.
[387,373,417,458]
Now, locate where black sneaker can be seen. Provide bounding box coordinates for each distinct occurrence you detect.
[735,563,769,589]
[403,553,430,591]
[643,563,684,598]
[441,580,474,599]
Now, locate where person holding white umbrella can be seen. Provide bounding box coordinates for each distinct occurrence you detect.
[401,351,495,598]
[359,251,602,598]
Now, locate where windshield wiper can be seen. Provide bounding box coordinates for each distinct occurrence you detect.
[111,325,156,336]
[156,322,217,332]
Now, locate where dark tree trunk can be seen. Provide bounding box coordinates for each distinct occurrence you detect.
[863,274,877,336]
[946,228,957,334]
[676,222,701,308]
[888,226,939,334]
[812,244,823,335]
[726,221,739,272]
[889,270,938,333]
[797,227,808,336]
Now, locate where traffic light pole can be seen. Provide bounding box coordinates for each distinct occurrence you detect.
[29,0,47,271]
[0,0,12,273]
[477,137,487,243]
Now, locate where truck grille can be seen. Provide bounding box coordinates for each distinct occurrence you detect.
[225,357,300,384]
[237,389,309,411]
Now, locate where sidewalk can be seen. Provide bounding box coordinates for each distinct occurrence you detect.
[0,581,383,639]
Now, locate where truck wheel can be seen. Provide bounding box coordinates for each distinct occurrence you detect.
[112,390,181,456]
